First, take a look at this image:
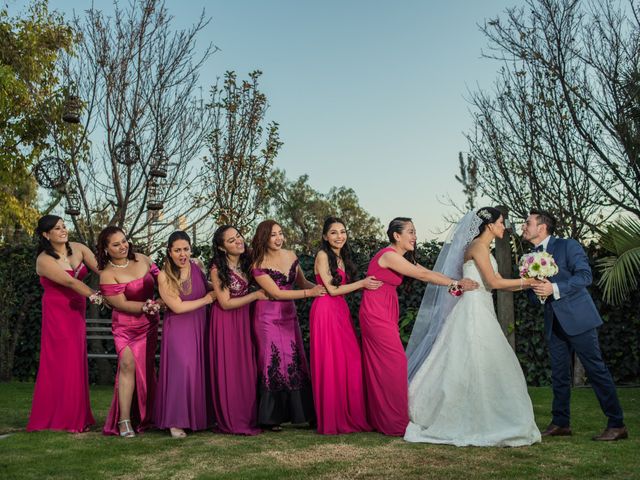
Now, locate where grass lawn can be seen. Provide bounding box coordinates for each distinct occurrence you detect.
[0,383,638,479]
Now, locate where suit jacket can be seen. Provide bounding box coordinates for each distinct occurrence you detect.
[528,236,603,339]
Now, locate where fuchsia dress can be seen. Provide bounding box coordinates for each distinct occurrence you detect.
[101,264,159,435]
[154,262,210,431]
[309,269,371,434]
[27,263,95,432]
[252,260,315,426]
[209,269,261,435]
[359,247,408,436]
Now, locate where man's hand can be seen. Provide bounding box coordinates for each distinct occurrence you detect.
[532,278,554,297]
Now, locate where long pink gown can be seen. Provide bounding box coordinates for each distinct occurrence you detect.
[309,270,371,434]
[252,260,315,426]
[359,247,408,436]
[27,263,95,432]
[101,264,159,435]
[154,262,210,431]
[209,270,261,435]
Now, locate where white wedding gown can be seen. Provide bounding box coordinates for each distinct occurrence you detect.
[404,257,541,447]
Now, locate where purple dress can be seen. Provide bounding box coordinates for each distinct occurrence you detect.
[153,262,210,431]
[209,270,261,435]
[252,259,315,426]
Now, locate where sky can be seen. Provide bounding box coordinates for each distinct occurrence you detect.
[12,0,521,239]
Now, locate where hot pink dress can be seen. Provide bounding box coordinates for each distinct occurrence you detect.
[27,263,95,432]
[209,269,261,435]
[309,269,371,434]
[100,264,159,435]
[359,247,408,436]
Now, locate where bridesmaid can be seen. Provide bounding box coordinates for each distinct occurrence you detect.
[154,231,216,438]
[28,215,101,433]
[98,226,160,437]
[250,220,325,430]
[359,217,478,436]
[310,217,381,435]
[209,225,268,435]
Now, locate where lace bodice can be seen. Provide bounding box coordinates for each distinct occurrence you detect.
[462,255,498,293]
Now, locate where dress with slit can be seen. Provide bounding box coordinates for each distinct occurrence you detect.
[101,264,159,435]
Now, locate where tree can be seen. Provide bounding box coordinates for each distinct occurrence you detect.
[44,0,216,248]
[199,71,282,231]
[463,0,640,240]
[0,0,74,235]
[265,169,383,254]
[596,216,640,305]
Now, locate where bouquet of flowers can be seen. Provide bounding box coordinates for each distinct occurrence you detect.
[142,299,161,316]
[519,251,559,303]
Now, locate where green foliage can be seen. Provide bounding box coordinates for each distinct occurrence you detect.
[265,169,384,254]
[0,243,41,381]
[596,216,640,305]
[0,0,75,232]
[201,70,281,230]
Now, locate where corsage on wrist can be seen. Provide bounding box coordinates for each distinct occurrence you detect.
[89,291,104,305]
[142,299,161,315]
[447,281,463,297]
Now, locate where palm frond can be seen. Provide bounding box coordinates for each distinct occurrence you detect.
[596,216,640,305]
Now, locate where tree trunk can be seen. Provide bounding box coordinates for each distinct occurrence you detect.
[495,205,515,350]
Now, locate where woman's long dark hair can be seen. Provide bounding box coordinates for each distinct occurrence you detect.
[35,215,72,259]
[319,217,356,287]
[163,231,192,295]
[96,226,137,269]
[387,217,416,264]
[210,225,252,290]
[474,207,502,238]
[250,219,279,269]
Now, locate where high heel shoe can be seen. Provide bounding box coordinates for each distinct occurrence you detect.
[170,427,187,438]
[118,419,136,438]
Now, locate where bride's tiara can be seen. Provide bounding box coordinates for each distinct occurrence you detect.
[477,209,493,221]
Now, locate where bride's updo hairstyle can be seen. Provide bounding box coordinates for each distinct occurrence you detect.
[387,217,417,264]
[474,207,502,238]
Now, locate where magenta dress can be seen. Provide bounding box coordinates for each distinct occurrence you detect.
[310,270,371,435]
[154,262,209,431]
[209,269,261,435]
[252,259,315,426]
[359,247,408,436]
[100,264,159,435]
[27,263,95,432]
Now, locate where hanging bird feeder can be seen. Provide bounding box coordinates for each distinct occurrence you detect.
[114,137,141,166]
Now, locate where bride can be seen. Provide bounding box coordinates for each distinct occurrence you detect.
[404,207,542,447]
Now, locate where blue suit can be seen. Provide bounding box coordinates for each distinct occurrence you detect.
[528,236,624,428]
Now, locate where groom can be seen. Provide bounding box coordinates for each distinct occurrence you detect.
[521,209,627,441]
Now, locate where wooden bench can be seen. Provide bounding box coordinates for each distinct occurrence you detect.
[86,318,162,359]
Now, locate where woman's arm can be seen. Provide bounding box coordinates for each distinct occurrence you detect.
[99,269,146,314]
[158,271,215,314]
[211,268,268,310]
[253,271,325,300]
[468,243,535,291]
[314,251,381,296]
[36,255,95,297]
[73,242,100,274]
[379,250,477,290]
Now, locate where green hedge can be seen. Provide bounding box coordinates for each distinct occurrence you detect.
[3,240,638,386]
